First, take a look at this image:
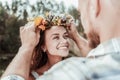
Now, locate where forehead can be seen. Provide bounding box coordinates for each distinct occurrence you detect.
[45,26,67,36]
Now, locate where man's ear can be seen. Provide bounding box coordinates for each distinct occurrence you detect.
[89,0,100,18]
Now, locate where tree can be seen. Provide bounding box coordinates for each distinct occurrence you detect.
[0,1,27,53]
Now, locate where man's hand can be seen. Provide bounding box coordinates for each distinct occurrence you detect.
[20,22,40,49]
[1,22,41,80]
[67,21,91,57]
[67,21,78,40]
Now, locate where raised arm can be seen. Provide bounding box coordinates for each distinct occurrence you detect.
[67,22,92,57]
[1,22,40,80]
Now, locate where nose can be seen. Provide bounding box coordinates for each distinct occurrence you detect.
[60,37,68,44]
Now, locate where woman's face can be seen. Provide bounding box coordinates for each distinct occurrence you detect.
[44,26,70,57]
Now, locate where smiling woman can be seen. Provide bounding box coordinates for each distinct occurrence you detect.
[25,13,73,80]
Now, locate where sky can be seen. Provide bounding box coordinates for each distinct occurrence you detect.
[55,0,78,8]
[0,0,78,8]
[0,0,78,18]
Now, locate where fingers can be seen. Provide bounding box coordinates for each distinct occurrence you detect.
[20,26,24,34]
[36,29,41,39]
[20,21,41,35]
[24,22,35,31]
[20,26,24,32]
[67,19,74,30]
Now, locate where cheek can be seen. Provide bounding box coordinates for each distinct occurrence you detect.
[45,40,58,54]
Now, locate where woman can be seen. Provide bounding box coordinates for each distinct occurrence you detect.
[29,13,72,80]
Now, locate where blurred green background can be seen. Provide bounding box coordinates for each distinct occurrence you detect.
[0,0,84,76]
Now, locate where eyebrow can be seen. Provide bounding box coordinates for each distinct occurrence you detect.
[50,31,68,37]
[51,33,59,37]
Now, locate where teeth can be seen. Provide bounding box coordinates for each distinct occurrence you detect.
[59,46,68,50]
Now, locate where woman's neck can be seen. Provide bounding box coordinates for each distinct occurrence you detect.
[47,55,62,67]
[36,55,62,75]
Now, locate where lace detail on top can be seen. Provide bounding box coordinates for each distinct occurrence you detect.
[31,71,39,79]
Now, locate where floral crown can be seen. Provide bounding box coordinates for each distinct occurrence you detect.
[28,12,73,31]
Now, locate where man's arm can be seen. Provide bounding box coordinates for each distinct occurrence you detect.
[1,46,34,80]
[1,22,40,80]
[72,32,91,57]
[68,23,92,57]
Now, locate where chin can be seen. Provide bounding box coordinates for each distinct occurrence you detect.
[59,51,69,57]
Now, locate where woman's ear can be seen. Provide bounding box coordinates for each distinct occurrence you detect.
[89,0,100,18]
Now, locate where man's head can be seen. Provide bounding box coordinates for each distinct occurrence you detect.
[78,0,120,47]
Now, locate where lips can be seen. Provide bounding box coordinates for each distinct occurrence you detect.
[57,44,69,50]
[59,46,68,50]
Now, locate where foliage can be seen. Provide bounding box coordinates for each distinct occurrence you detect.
[0,2,27,53]
[0,0,83,54]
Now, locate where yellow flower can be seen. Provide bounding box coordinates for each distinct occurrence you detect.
[34,17,43,27]
[34,17,47,31]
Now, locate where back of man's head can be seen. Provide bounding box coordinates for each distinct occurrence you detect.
[111,0,120,9]
[78,0,120,44]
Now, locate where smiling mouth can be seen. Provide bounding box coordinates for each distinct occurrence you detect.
[57,45,69,50]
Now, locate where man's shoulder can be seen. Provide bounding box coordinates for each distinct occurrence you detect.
[39,55,120,80]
